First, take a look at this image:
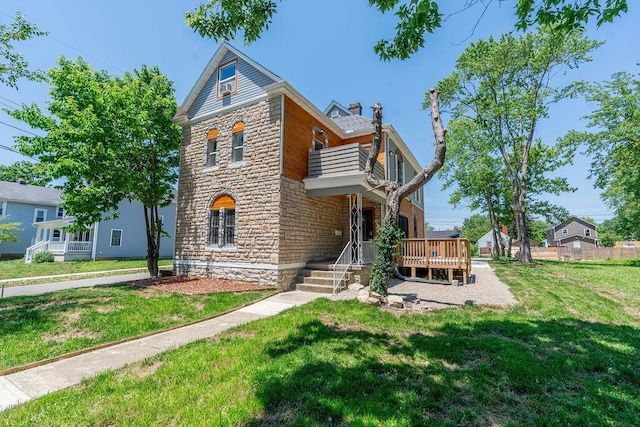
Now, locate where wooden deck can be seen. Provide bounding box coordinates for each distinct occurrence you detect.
[396,238,472,284]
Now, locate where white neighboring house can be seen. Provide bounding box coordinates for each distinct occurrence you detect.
[0,180,176,262]
[476,229,511,256]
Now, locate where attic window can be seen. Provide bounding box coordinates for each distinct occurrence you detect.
[584,229,591,237]
[562,229,568,235]
[218,60,237,97]
[330,110,339,118]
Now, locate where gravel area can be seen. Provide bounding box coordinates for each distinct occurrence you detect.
[127,276,277,295]
[328,260,517,311]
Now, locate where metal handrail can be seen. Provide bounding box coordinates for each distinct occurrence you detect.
[333,241,353,294]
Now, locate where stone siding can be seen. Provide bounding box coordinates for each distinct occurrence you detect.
[175,97,282,270]
[279,176,346,264]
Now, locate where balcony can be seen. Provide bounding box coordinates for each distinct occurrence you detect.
[304,143,386,202]
[396,238,472,284]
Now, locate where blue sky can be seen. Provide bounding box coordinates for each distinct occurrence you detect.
[1,1,638,229]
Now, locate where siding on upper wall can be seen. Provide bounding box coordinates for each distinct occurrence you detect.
[187,51,276,119]
[94,200,176,259]
[553,220,597,240]
[282,96,342,182]
[0,202,59,255]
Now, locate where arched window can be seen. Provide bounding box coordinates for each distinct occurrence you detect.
[231,121,245,162]
[209,195,236,247]
[205,128,219,167]
[312,126,327,151]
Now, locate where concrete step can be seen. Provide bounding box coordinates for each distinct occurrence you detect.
[297,269,352,280]
[305,263,335,271]
[301,276,335,286]
[295,282,334,294]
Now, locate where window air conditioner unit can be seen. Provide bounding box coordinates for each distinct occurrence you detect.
[220,81,234,95]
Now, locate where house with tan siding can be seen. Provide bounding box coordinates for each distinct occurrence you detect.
[172,43,425,291]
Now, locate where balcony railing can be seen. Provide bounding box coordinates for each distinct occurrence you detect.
[308,143,384,179]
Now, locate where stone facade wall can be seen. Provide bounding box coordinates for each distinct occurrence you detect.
[175,97,282,269]
[279,176,347,265]
[175,262,279,287]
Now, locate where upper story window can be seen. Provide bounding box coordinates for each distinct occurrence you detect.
[585,228,591,237]
[56,206,64,218]
[205,128,219,168]
[388,151,397,181]
[396,152,404,184]
[208,195,236,247]
[562,229,568,235]
[218,60,237,97]
[34,208,46,223]
[312,126,328,151]
[231,121,245,163]
[0,200,6,216]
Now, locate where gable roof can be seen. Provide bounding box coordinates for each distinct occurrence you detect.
[547,216,597,231]
[323,100,351,117]
[0,180,62,206]
[174,42,283,122]
[332,114,375,134]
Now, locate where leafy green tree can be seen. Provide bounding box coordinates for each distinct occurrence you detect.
[527,219,548,244]
[563,71,640,239]
[460,214,492,244]
[185,0,627,60]
[0,215,22,243]
[0,161,51,186]
[1,12,47,88]
[424,221,434,232]
[11,57,181,276]
[437,28,600,264]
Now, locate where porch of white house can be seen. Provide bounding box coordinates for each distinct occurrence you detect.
[25,218,96,263]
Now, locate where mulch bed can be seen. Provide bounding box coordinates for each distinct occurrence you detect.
[127,275,276,295]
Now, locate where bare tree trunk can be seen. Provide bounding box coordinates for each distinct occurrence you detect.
[512,195,532,263]
[364,89,447,295]
[143,206,160,277]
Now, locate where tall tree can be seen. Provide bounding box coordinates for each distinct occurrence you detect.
[1,12,47,89]
[563,71,640,239]
[10,57,181,276]
[437,28,599,263]
[0,161,51,186]
[184,0,627,60]
[460,213,492,245]
[364,92,446,296]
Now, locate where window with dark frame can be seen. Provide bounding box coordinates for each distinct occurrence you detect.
[208,195,236,247]
[399,215,409,238]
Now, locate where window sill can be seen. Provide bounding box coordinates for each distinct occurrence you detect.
[206,245,237,251]
[203,165,219,172]
[229,161,245,168]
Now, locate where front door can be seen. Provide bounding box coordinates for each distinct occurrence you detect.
[362,209,374,241]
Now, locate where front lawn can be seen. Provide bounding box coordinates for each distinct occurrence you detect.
[0,285,274,371]
[0,258,173,283]
[1,260,638,425]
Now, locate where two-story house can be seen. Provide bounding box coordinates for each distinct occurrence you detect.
[0,179,176,261]
[172,43,425,290]
[546,216,599,249]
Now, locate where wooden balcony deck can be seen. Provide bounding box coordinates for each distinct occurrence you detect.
[307,143,384,179]
[396,238,472,284]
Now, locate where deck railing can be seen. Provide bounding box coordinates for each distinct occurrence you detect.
[49,241,92,254]
[308,143,385,179]
[396,238,472,281]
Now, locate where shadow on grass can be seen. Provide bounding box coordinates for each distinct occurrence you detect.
[249,318,640,426]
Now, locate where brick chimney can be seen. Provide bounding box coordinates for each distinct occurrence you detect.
[453,226,459,231]
[17,178,27,185]
[348,102,362,116]
[501,225,508,235]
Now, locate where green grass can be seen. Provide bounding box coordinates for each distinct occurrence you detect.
[2,260,639,425]
[0,285,274,370]
[0,258,173,284]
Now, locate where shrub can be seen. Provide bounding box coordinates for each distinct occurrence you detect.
[34,251,54,263]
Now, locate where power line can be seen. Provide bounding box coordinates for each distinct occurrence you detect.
[0,95,21,107]
[0,119,40,137]
[0,9,124,74]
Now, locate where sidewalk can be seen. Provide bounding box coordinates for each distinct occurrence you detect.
[1,272,151,298]
[0,289,324,411]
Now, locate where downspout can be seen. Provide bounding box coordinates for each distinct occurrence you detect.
[91,221,99,260]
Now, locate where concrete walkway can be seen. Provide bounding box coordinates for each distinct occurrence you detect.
[1,273,151,298]
[0,290,323,411]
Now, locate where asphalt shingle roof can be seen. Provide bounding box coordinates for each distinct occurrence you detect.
[426,230,461,239]
[0,180,62,206]
[331,114,374,133]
